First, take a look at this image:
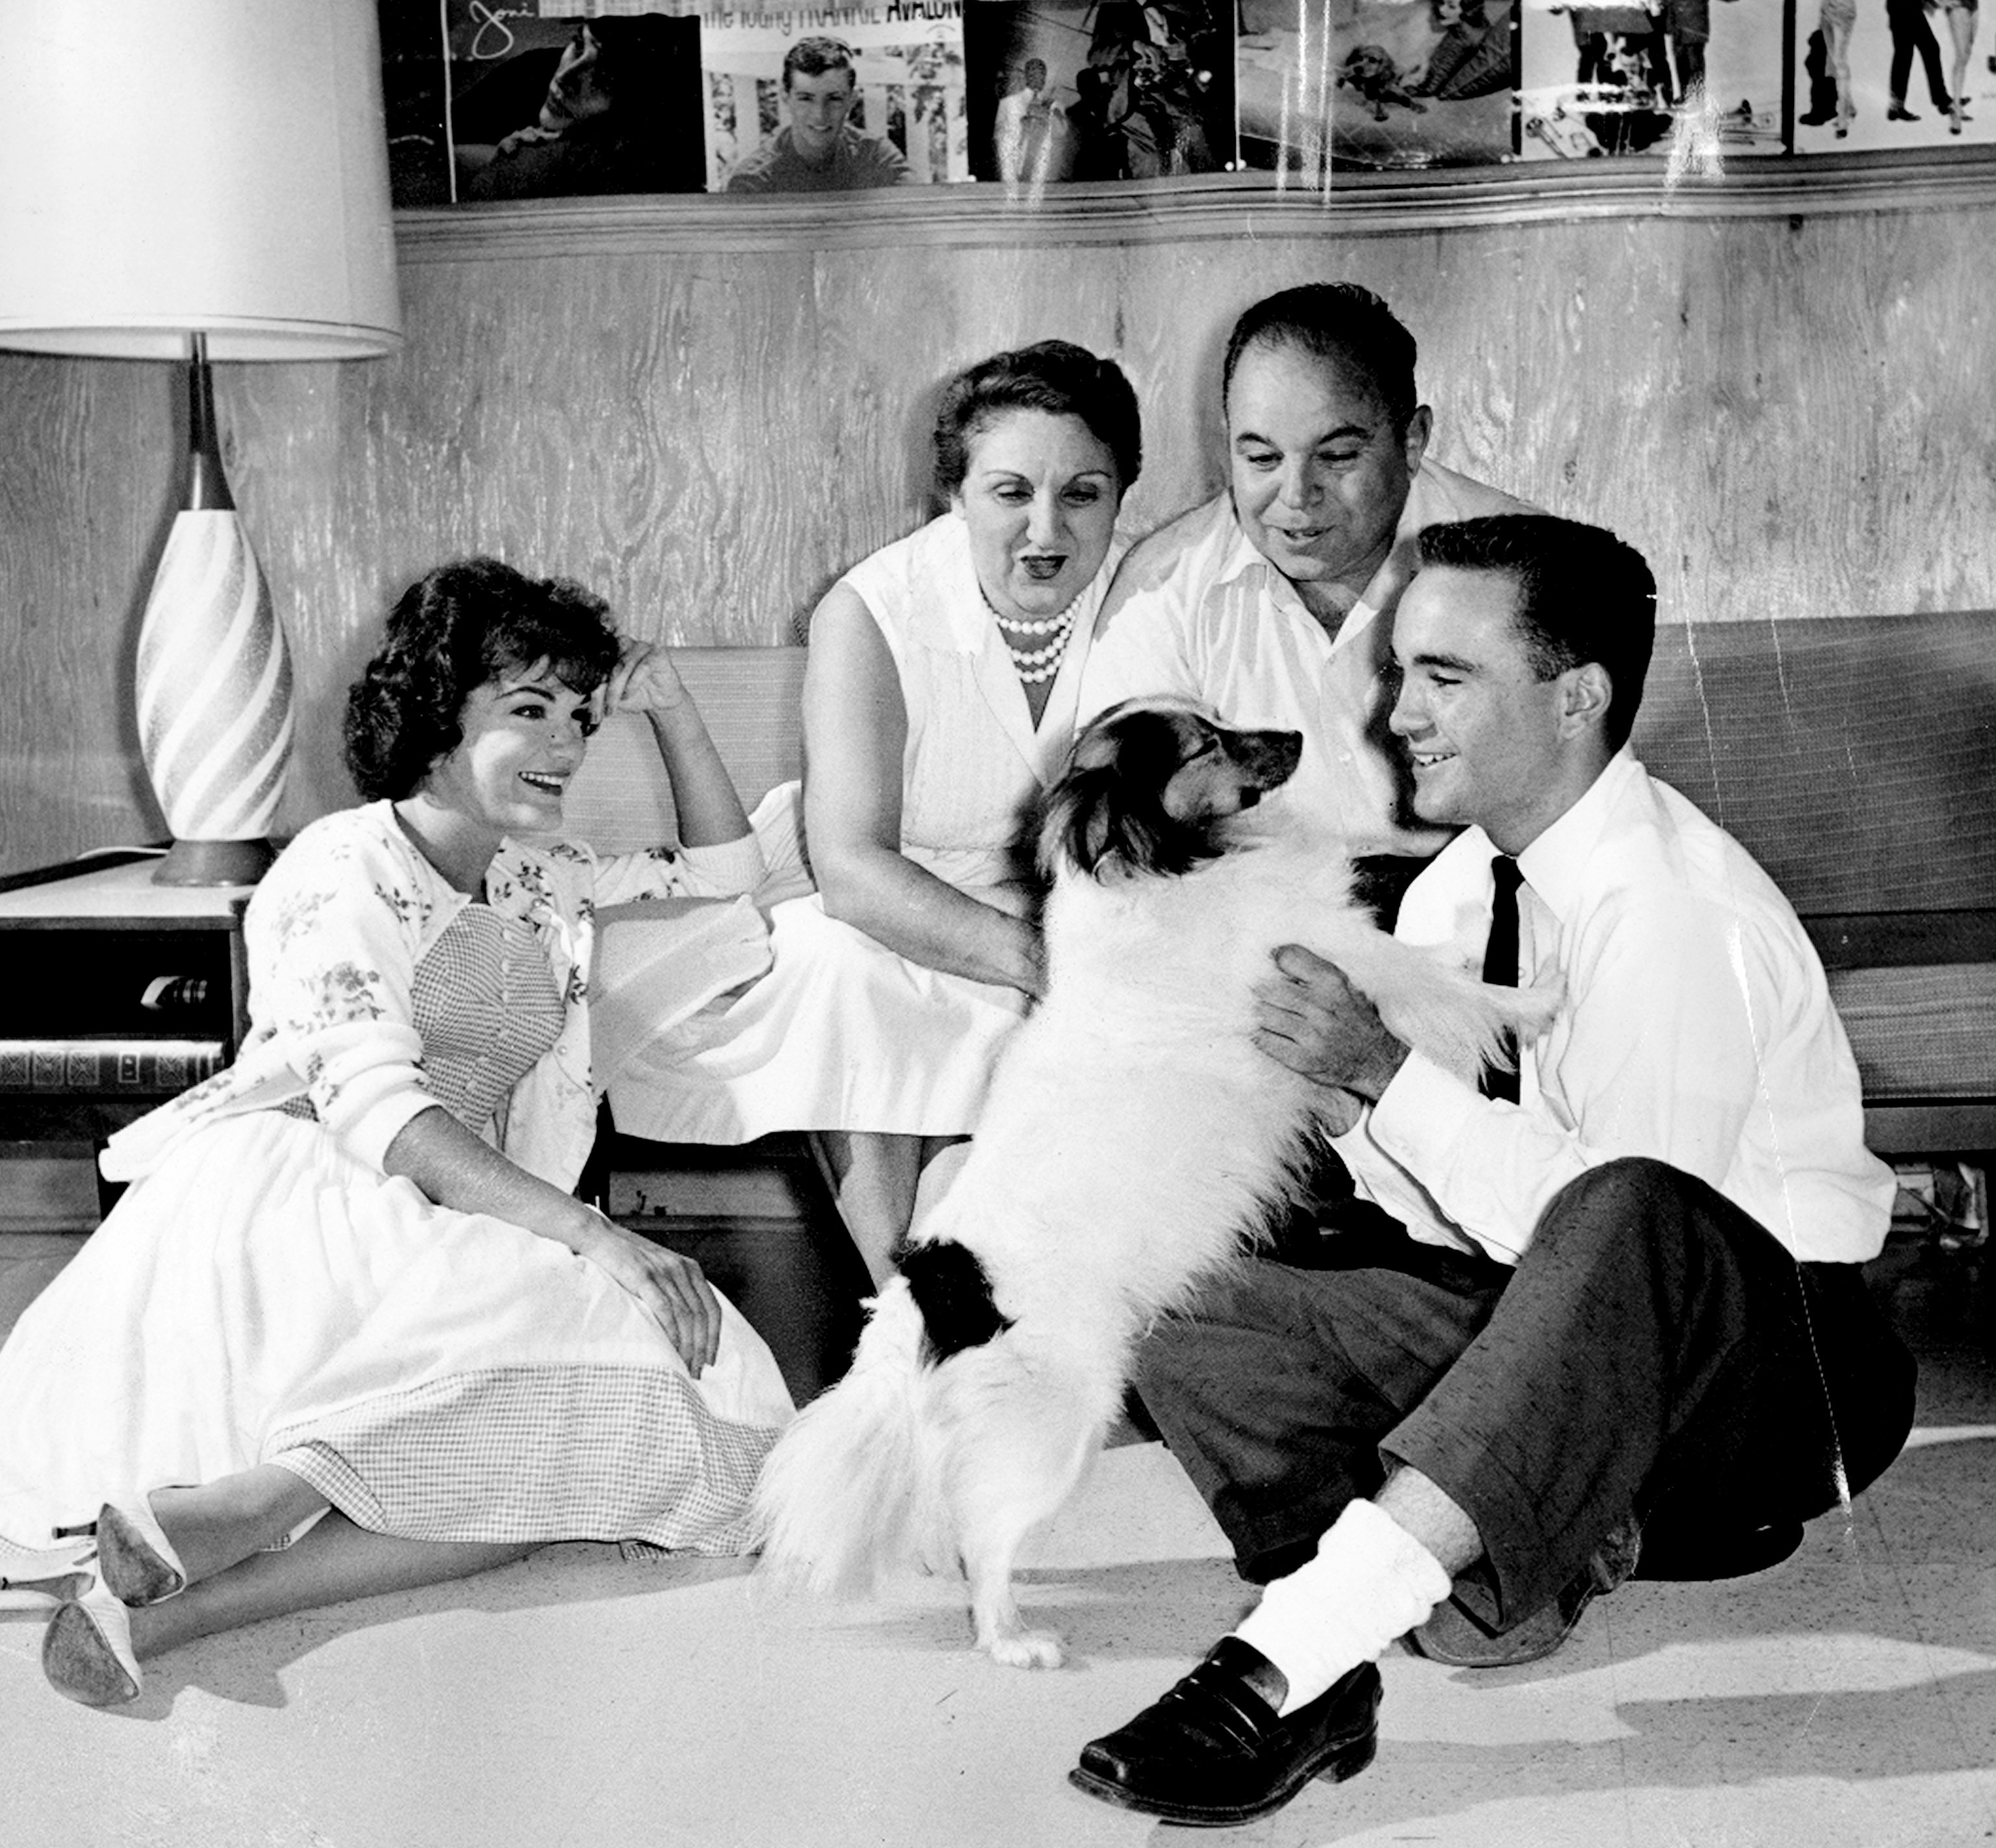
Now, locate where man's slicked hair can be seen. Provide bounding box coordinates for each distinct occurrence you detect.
[1415,514,1658,751]
[1222,283,1419,436]
[783,35,856,89]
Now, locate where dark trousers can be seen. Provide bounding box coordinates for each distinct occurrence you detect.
[1887,0,1949,106]
[1133,1157,1917,1632]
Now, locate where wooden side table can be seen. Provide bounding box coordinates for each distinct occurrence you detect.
[0,852,252,1214]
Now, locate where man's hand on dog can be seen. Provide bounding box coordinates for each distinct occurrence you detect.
[1254,945,1409,1123]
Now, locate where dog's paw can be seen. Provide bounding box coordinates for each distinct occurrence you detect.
[1515,969,1567,1034]
[986,1627,1066,1669]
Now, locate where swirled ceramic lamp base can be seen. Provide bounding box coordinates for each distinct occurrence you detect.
[151,836,278,886]
[135,507,295,888]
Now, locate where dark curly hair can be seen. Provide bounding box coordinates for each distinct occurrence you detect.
[931,340,1142,502]
[343,558,623,802]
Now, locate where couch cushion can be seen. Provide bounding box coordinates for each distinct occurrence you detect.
[1828,964,1996,1101]
[1635,613,1996,918]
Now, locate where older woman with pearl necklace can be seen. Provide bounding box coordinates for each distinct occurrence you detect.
[618,340,1144,1281]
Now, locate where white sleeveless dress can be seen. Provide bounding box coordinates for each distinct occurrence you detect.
[609,512,1116,1142]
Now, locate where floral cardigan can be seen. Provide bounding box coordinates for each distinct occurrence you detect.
[101,802,766,1195]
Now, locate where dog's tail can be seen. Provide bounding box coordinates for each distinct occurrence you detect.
[752,1275,938,1598]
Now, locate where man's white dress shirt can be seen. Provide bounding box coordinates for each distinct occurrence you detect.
[1339,749,1896,1266]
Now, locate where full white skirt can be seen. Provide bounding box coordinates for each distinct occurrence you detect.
[606,892,1030,1144]
[0,1112,793,1577]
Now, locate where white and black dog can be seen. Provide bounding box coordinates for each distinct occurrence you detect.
[754,697,1560,1666]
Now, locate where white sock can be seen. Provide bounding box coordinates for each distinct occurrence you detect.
[1232,1498,1455,1714]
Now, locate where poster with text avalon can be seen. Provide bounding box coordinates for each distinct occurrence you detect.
[697,2,970,192]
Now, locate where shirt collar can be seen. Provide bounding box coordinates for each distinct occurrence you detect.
[1514,746,1644,919]
[1209,500,1279,592]
[1207,463,1439,639]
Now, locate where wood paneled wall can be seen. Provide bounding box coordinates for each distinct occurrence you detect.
[3,194,1993,874]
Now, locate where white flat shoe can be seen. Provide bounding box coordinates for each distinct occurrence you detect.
[96,1497,186,1606]
[42,1578,142,1707]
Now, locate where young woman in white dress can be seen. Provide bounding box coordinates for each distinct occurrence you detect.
[614,342,1143,1282]
[0,559,795,1706]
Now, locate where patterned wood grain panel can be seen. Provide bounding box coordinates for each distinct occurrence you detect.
[0,358,178,865]
[4,201,1995,873]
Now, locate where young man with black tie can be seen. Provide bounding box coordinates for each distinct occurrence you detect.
[1069,513,1916,1829]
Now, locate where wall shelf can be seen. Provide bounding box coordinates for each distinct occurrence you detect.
[394,149,1996,261]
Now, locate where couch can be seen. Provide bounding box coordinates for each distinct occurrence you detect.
[565,618,1996,1390]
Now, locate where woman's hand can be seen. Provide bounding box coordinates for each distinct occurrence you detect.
[600,639,693,721]
[571,1215,723,1376]
[603,639,753,848]
[382,1109,728,1376]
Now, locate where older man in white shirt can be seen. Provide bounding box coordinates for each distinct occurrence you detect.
[1081,282,1535,887]
[1068,514,1915,1830]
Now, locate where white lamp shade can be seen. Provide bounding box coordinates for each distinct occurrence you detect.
[0,0,402,359]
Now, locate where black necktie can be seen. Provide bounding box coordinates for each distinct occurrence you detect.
[1481,854,1524,1103]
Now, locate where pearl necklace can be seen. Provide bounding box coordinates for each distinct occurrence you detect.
[992,608,1071,636]
[1008,622,1073,682]
[985,587,1082,685]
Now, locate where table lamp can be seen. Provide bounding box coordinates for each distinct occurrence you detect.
[0,0,403,884]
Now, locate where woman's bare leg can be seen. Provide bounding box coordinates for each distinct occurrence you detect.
[1945,8,1975,125]
[127,1511,537,1661]
[808,1130,924,1288]
[143,1464,333,1587]
[1826,12,1856,130]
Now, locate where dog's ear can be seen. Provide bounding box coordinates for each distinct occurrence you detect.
[1041,704,1230,882]
[1040,710,1129,880]
[1037,761,1125,880]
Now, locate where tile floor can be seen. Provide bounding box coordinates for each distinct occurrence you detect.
[3,1227,1993,1848]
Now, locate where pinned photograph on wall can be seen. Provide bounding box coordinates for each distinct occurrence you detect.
[964,1,1235,182]
[388,8,707,204]
[697,10,969,192]
[1235,0,1518,177]
[1517,0,1785,162]
[380,3,454,206]
[1793,0,1990,150]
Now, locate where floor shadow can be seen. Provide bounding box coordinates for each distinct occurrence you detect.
[1207,1670,1996,1848]
[773,1553,1256,1667]
[19,1541,761,1719]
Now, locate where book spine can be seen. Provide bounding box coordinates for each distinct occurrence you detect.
[0,1040,228,1096]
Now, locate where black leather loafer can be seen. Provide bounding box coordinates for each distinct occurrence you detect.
[1068,1638,1381,1827]
[1633,1519,1802,1582]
